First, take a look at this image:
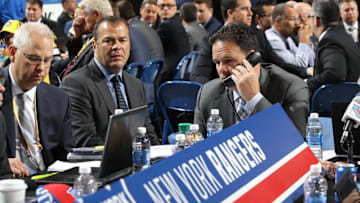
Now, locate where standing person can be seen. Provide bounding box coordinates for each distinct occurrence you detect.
[139,0,160,29]
[57,0,77,37]
[339,0,360,43]
[194,0,222,33]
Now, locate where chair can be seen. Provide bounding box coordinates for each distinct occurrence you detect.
[157,81,202,144]
[125,62,143,78]
[311,82,360,116]
[173,51,198,81]
[140,59,163,104]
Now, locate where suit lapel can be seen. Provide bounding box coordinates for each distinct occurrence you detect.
[216,87,236,128]
[122,71,136,108]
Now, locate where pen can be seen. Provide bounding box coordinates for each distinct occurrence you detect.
[31,172,58,181]
[94,146,104,150]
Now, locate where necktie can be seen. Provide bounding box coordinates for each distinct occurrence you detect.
[285,40,291,50]
[111,75,128,110]
[237,97,249,121]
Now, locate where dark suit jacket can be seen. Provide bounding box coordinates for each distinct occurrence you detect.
[307,25,360,93]
[128,26,151,65]
[204,16,222,34]
[57,11,73,38]
[194,63,309,137]
[156,15,190,84]
[60,60,160,146]
[0,112,11,179]
[190,27,308,84]
[1,67,74,167]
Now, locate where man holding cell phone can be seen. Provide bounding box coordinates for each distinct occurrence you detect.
[194,23,309,137]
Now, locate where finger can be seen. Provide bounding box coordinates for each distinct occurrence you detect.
[243,59,255,73]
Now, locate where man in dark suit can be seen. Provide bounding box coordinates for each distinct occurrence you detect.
[1,22,74,177]
[0,84,12,179]
[308,0,360,93]
[156,0,190,85]
[61,16,160,147]
[57,0,76,38]
[340,0,359,43]
[194,23,309,137]
[194,0,222,33]
[190,0,310,84]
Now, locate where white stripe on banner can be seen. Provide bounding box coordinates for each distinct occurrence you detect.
[273,171,311,202]
[222,143,308,203]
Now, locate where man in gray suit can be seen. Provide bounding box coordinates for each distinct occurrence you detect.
[194,23,309,137]
[61,16,160,146]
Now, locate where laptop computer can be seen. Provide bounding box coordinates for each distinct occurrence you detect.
[329,102,360,162]
[35,105,148,186]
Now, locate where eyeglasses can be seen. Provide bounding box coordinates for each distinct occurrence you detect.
[260,13,272,18]
[282,16,300,22]
[158,4,176,9]
[17,48,53,65]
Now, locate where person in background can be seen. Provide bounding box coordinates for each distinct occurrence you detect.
[254,0,274,31]
[139,0,160,29]
[194,0,222,33]
[57,0,77,38]
[308,0,360,93]
[61,16,160,146]
[0,20,20,68]
[179,2,207,51]
[194,23,309,137]
[339,0,360,43]
[1,22,74,177]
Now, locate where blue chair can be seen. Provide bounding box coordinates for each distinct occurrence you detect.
[311,82,360,116]
[157,81,202,144]
[140,59,164,104]
[125,62,143,78]
[173,51,198,81]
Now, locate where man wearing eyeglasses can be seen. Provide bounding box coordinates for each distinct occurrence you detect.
[265,3,315,69]
[254,1,274,31]
[0,22,74,177]
[155,0,190,87]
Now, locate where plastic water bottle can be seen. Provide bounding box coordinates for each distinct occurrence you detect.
[306,113,323,160]
[133,127,151,172]
[303,164,327,203]
[73,166,98,198]
[207,109,223,137]
[186,124,204,146]
[173,133,186,153]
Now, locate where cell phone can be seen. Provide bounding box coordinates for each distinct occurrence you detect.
[223,51,262,88]
[335,168,358,201]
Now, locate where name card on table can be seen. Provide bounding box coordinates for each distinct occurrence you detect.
[80,104,318,203]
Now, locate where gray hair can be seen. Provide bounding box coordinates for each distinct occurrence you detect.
[79,0,114,17]
[272,3,293,22]
[312,0,340,28]
[13,22,54,49]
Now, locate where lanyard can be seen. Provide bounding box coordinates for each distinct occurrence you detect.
[12,94,42,157]
[77,37,94,56]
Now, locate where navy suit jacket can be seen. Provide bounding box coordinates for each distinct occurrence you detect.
[204,16,222,34]
[1,67,74,167]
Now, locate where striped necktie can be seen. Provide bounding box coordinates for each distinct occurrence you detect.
[237,97,249,121]
[111,75,128,110]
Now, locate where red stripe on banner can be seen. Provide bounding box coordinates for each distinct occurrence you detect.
[234,147,318,203]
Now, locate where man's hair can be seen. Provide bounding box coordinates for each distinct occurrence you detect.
[272,3,292,22]
[194,0,213,8]
[26,0,43,8]
[79,0,114,17]
[313,0,340,28]
[140,0,157,8]
[339,0,358,8]
[255,0,275,17]
[93,16,128,42]
[180,2,197,23]
[209,23,259,53]
[118,1,136,20]
[221,0,238,21]
[13,22,53,49]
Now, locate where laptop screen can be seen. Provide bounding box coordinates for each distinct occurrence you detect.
[331,102,360,156]
[98,105,147,178]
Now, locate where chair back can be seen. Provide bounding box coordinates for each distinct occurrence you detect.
[173,51,198,80]
[140,59,163,104]
[125,62,143,78]
[311,82,360,116]
[157,81,202,143]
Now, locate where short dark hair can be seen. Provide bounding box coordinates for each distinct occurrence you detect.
[339,0,358,7]
[221,0,238,21]
[93,16,129,42]
[194,0,213,8]
[26,0,43,8]
[141,0,157,8]
[254,0,275,17]
[313,0,340,28]
[180,2,197,23]
[117,1,136,20]
[272,3,292,22]
[209,23,259,53]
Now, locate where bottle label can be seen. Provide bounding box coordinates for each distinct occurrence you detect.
[207,130,221,137]
[306,133,322,146]
[133,150,150,165]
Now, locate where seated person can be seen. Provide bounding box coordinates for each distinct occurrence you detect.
[61,16,160,146]
[194,23,309,137]
[1,22,74,177]
[0,84,12,179]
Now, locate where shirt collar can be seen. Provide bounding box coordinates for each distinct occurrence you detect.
[270,27,288,43]
[343,21,358,29]
[232,90,241,103]
[9,64,37,102]
[319,27,331,42]
[94,58,123,82]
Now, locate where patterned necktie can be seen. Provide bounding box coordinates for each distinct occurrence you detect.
[237,97,249,121]
[111,75,128,110]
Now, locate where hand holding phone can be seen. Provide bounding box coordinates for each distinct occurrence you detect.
[223,51,262,88]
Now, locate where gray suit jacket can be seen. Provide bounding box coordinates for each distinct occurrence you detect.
[194,64,309,137]
[61,60,160,146]
[185,22,207,51]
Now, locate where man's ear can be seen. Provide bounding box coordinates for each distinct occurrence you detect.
[227,9,233,19]
[92,40,96,50]
[8,45,16,63]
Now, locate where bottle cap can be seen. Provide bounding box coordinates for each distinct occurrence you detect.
[138,127,146,134]
[310,113,319,119]
[190,124,199,131]
[310,163,322,174]
[178,123,191,133]
[176,133,186,141]
[210,109,219,115]
[79,166,91,174]
[114,109,124,115]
